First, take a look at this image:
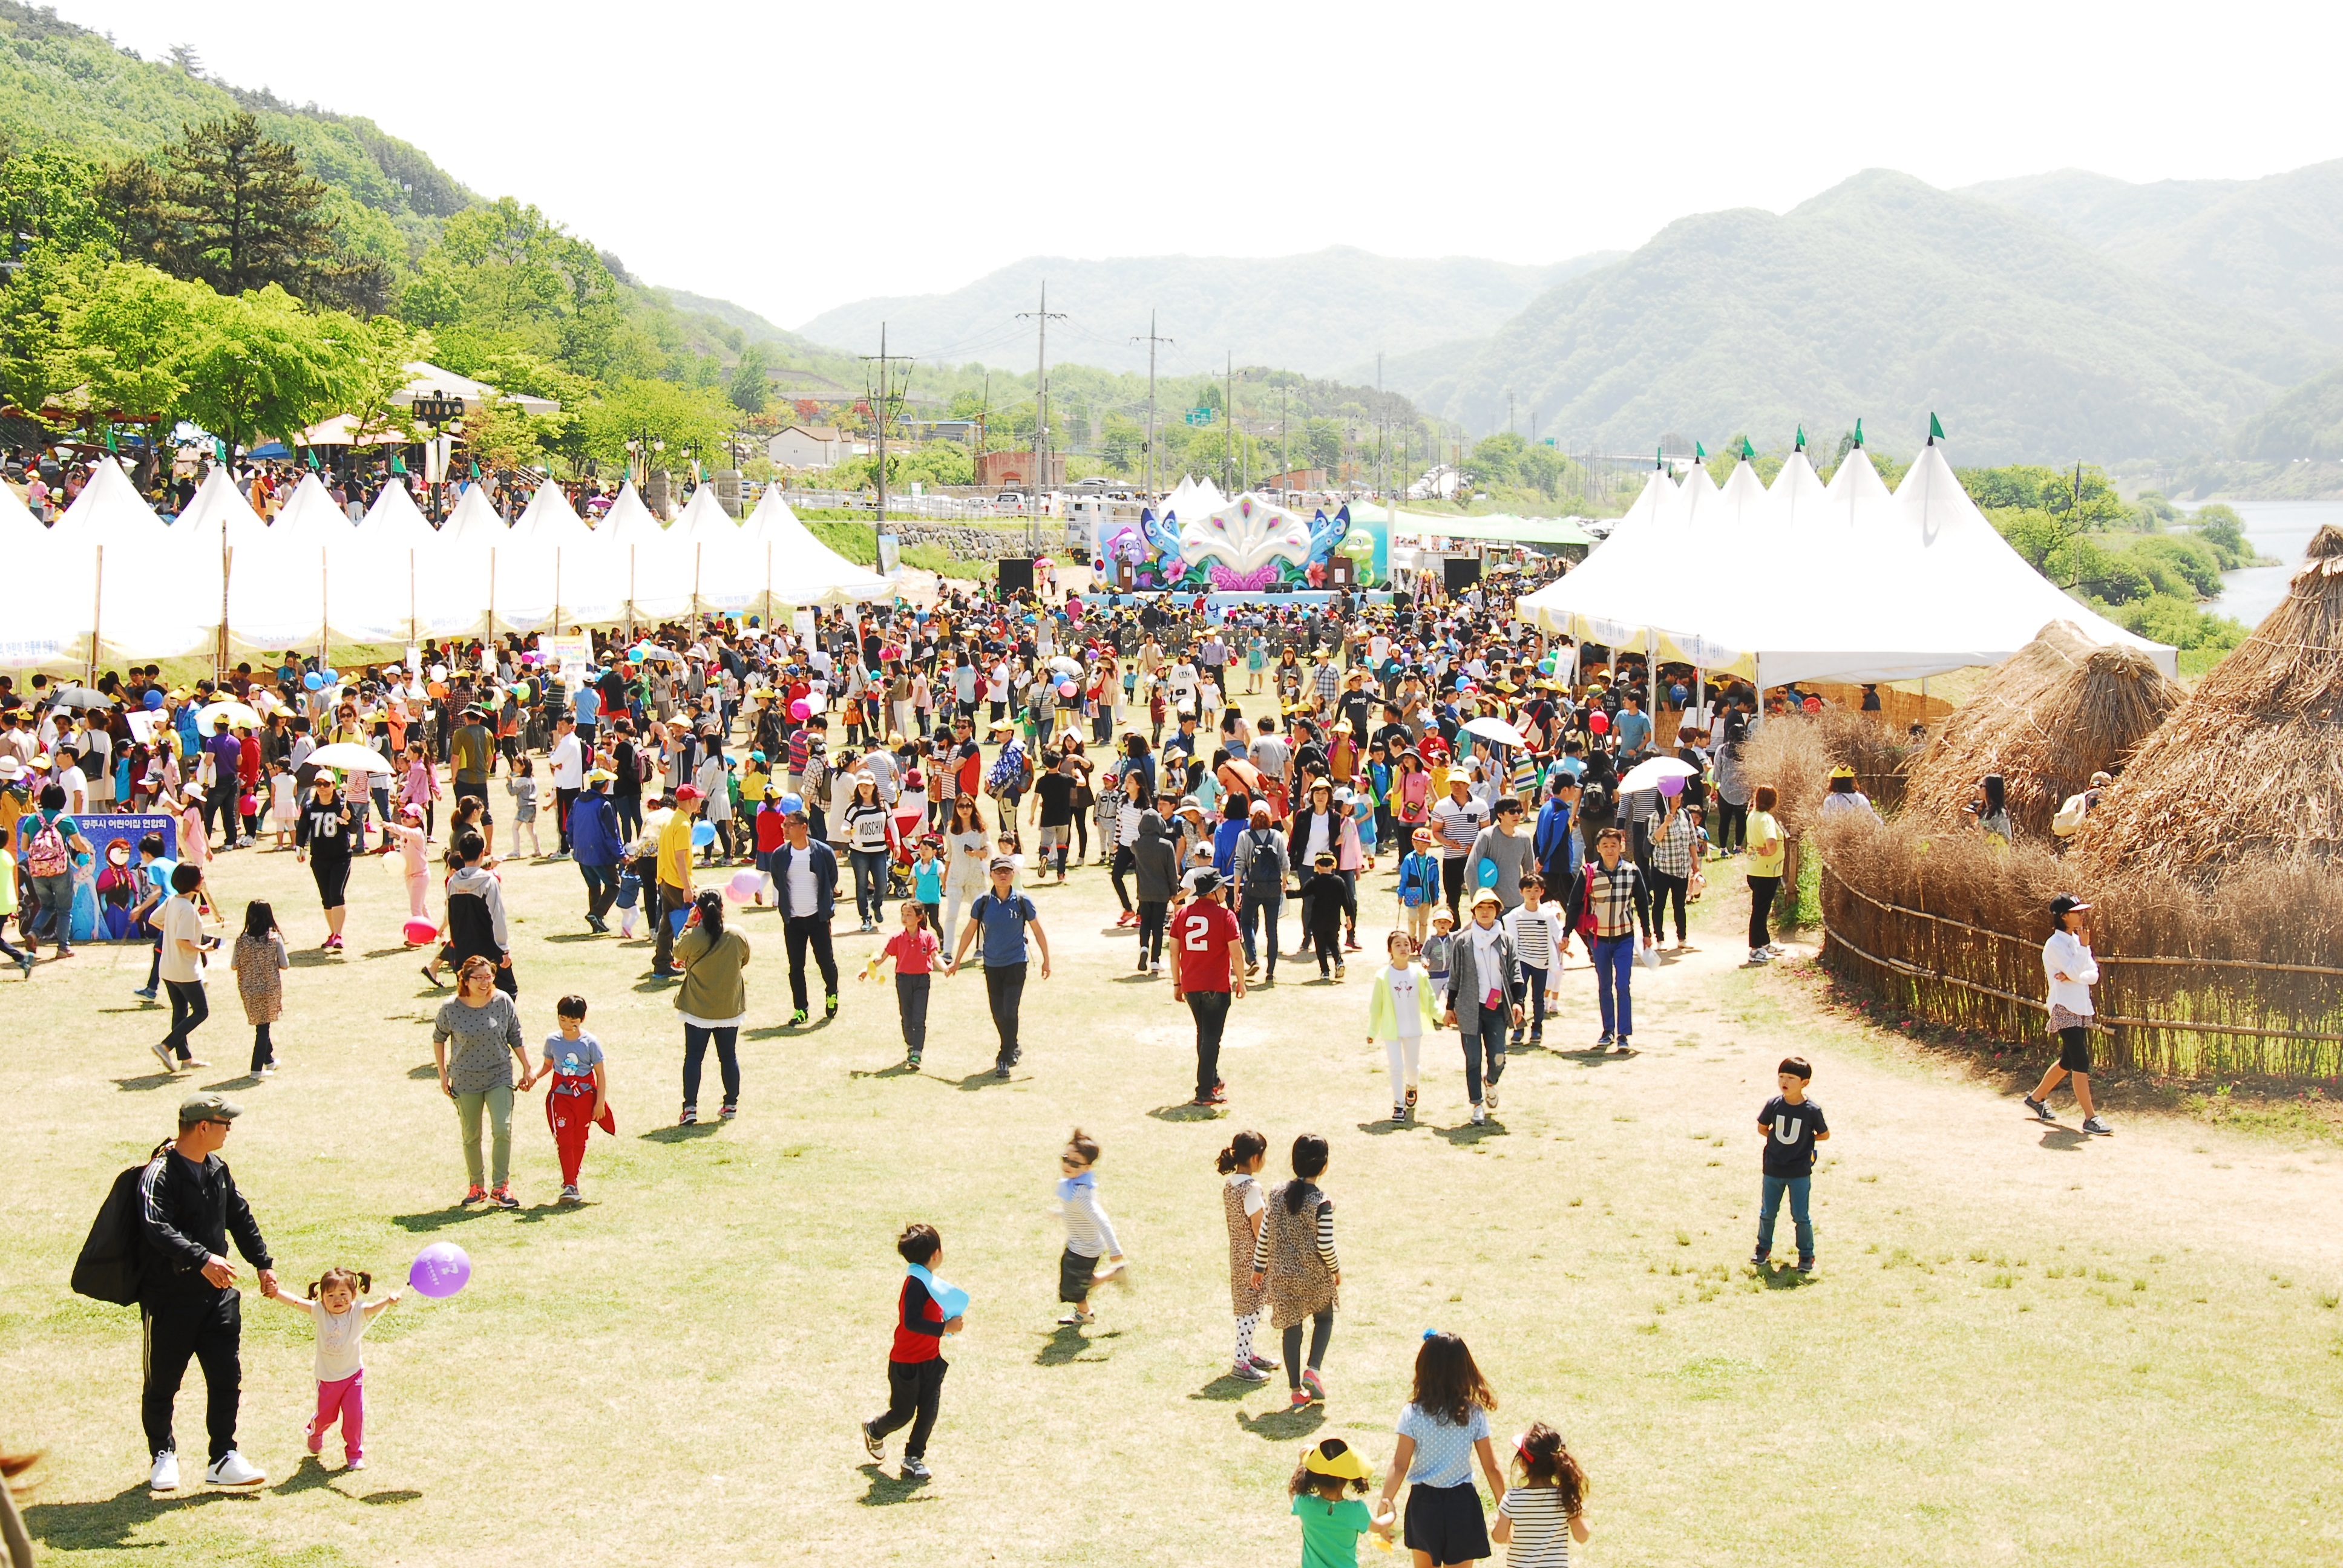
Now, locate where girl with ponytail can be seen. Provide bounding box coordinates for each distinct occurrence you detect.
[1214,1131,1275,1383]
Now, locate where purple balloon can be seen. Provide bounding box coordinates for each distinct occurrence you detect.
[408,1241,472,1299]
[1657,774,1686,796]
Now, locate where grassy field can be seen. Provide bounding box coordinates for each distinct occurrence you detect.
[4,772,2341,1566]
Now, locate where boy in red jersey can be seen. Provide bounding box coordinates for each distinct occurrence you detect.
[1171,867,1247,1108]
[859,1222,964,1483]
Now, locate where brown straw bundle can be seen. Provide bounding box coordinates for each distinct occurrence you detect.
[1904,626,2183,840]
[2082,525,2343,882]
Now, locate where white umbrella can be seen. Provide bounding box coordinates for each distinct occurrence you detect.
[1460,715,1529,748]
[631,642,683,665]
[1048,655,1082,676]
[1617,756,1699,794]
[195,700,263,734]
[303,742,396,775]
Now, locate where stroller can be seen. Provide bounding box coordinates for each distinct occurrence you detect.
[884,808,926,903]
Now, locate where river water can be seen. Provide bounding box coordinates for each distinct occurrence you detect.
[2191,500,2339,629]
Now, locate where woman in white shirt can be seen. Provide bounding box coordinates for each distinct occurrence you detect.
[2025,894,2111,1135]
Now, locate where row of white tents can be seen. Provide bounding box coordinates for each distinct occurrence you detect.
[1514,442,2178,686]
[4,463,896,668]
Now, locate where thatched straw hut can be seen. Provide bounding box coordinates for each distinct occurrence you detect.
[2082,526,2343,881]
[1904,622,2184,840]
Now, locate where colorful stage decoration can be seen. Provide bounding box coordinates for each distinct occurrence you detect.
[1089,495,1386,592]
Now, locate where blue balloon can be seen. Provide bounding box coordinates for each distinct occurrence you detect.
[778,793,805,816]
[322,667,338,683]
[303,672,323,691]
[690,820,716,847]
[142,690,165,710]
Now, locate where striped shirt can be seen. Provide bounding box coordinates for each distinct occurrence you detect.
[1058,1175,1121,1259]
[1504,904,1563,970]
[1496,1485,1575,1567]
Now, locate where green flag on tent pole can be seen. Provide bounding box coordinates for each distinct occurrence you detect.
[104,427,117,452]
[1694,441,1706,462]
[1795,426,1806,451]
[1928,413,1944,445]
[1853,418,1864,448]
[215,439,228,463]
[470,461,480,481]
[305,447,320,471]
[390,454,407,475]
[1738,437,1755,462]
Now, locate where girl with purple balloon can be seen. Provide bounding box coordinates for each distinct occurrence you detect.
[260,1265,400,1471]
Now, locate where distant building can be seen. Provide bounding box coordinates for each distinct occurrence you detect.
[977,449,1067,489]
[903,419,977,443]
[1260,468,1329,491]
[768,425,846,469]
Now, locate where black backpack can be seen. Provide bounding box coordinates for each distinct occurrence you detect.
[1244,828,1283,895]
[73,1143,168,1306]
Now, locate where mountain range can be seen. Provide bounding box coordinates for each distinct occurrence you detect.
[798,161,2343,464]
[795,249,1621,382]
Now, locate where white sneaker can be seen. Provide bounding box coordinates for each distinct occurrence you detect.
[1471,1105,1487,1126]
[203,1450,267,1488]
[149,1449,180,1491]
[150,1039,177,1072]
[1749,949,1771,965]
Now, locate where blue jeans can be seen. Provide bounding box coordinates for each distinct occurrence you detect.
[850,848,890,924]
[1593,933,1635,1038]
[1518,964,1548,1037]
[577,862,617,921]
[1239,892,1280,973]
[1456,999,1508,1106]
[1756,1175,1813,1260]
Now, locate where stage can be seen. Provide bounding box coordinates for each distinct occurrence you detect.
[1081,590,1397,612]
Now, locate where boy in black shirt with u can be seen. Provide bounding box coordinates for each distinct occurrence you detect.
[860,1222,963,1483]
[1752,1057,1829,1273]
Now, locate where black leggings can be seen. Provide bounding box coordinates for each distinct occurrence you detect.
[1073,814,1089,860]
[1648,871,1688,942]
[1136,900,1168,965]
[249,1021,274,1074]
[1748,875,1780,949]
[682,1023,740,1109]
[1717,801,1748,851]
[1282,1308,1333,1388]
[1110,846,1136,912]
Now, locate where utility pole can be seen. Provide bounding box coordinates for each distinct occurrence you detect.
[1378,351,1388,500]
[860,322,913,545]
[1506,388,1516,437]
[1222,353,1235,494]
[1280,384,1290,480]
[1018,284,1065,551]
[976,373,991,469]
[1132,310,1172,500]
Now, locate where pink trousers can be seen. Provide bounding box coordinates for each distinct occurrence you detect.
[307,1370,365,1460]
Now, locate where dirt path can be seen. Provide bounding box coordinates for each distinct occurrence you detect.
[1589,914,2343,1275]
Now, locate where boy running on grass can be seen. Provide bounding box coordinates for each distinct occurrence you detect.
[860,1222,963,1484]
[1752,1056,1829,1273]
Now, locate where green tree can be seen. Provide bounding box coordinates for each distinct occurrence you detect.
[48,261,208,423]
[1301,417,1343,472]
[173,284,359,460]
[727,344,769,415]
[0,145,114,257]
[100,113,386,307]
[579,377,729,471]
[337,313,431,445]
[0,241,108,411]
[457,394,549,475]
[1099,413,1142,472]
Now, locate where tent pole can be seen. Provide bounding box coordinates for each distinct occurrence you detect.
[218,532,232,684]
[88,543,102,685]
[693,543,703,641]
[626,546,635,642]
[319,550,328,671]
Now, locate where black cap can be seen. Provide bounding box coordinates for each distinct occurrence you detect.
[2048,894,2091,918]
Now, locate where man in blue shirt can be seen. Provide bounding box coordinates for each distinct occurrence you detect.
[571,679,601,746]
[1611,693,1653,758]
[945,856,1052,1079]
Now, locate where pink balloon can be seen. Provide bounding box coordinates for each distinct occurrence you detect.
[402,917,439,946]
[1057,680,1076,697]
[789,699,811,722]
[726,869,761,903]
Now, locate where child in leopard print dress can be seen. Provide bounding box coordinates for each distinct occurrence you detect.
[1216,1130,1277,1383]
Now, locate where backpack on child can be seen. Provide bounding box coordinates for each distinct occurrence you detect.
[25,812,71,878]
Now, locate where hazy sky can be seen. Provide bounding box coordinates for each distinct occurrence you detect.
[61,0,2343,339]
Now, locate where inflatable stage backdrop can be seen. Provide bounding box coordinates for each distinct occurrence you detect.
[1089,496,1388,592]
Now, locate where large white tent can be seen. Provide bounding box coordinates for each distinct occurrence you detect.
[1516,442,2177,684]
[10,464,907,668]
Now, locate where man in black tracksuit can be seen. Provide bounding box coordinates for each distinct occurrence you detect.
[137,1091,277,1491]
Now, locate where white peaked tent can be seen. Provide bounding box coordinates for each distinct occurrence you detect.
[47,462,217,666]
[666,484,753,615]
[585,482,664,627]
[1516,440,2175,685]
[1156,474,1228,521]
[0,471,74,664]
[739,483,893,611]
[350,483,444,645]
[504,484,605,629]
[434,483,511,636]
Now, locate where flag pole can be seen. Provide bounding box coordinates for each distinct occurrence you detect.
[88,544,103,685]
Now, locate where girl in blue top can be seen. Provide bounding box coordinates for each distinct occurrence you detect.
[1375,1332,1506,1567]
[1397,828,1444,947]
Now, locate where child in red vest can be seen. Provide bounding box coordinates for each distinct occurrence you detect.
[859,1222,965,1483]
[525,994,613,1204]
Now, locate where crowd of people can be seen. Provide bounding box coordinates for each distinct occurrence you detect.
[19,563,2112,1568]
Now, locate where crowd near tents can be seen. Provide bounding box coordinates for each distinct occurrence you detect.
[3,462,894,667]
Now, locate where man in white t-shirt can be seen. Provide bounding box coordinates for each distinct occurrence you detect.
[154,863,214,1070]
[1430,776,1489,922]
[548,718,585,859]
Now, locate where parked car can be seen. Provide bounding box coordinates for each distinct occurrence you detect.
[992,492,1028,514]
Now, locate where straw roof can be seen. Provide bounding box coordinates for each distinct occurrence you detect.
[1904,621,2184,840]
[2081,525,2343,881]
